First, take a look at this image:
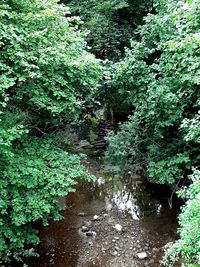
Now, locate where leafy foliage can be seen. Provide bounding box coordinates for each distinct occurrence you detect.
[0,0,102,121]
[64,0,153,59]
[164,169,200,267]
[106,0,200,184]
[0,136,94,262]
[0,0,101,262]
[106,0,200,265]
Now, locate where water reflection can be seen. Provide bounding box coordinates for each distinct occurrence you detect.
[112,190,140,220]
[99,170,171,222]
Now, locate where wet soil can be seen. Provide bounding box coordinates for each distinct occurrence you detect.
[27,157,180,267]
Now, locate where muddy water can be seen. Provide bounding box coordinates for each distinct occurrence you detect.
[28,157,179,267]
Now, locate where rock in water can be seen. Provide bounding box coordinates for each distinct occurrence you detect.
[114,224,123,232]
[81,226,89,233]
[86,231,96,237]
[137,252,147,260]
[93,215,99,221]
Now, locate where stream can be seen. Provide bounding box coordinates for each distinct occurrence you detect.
[27,156,180,267]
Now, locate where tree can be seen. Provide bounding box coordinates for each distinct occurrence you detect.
[106,0,200,264]
[0,0,102,262]
[107,0,200,184]
[64,0,153,60]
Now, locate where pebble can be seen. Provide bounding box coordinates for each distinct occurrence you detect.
[86,231,96,237]
[114,224,123,232]
[137,252,147,260]
[97,177,105,185]
[81,226,89,233]
[93,215,99,221]
[110,251,118,256]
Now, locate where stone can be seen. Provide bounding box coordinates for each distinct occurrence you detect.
[86,231,96,237]
[93,215,99,221]
[81,226,89,233]
[88,241,93,246]
[114,224,123,232]
[110,251,118,256]
[137,252,147,260]
[97,177,105,185]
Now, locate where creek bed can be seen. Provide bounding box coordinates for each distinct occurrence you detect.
[28,157,180,267]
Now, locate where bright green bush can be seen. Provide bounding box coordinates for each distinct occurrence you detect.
[106,0,200,184]
[0,136,94,262]
[164,169,200,267]
[0,0,101,262]
[0,0,102,120]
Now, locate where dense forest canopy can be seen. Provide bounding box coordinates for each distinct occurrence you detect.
[0,0,199,266]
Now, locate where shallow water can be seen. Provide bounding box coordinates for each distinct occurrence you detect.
[28,157,180,267]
